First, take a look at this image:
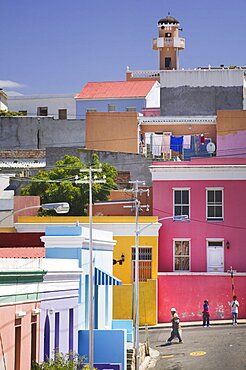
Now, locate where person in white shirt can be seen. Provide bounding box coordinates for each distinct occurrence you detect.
[231,295,239,325]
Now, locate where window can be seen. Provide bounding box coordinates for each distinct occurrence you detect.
[174,189,190,218]
[69,309,74,353]
[37,107,48,116]
[174,240,190,271]
[86,108,97,112]
[126,107,136,112]
[206,188,223,221]
[31,316,37,365]
[132,247,152,282]
[165,32,172,37]
[108,104,116,112]
[165,57,172,69]
[15,319,21,370]
[58,109,67,119]
[54,312,60,353]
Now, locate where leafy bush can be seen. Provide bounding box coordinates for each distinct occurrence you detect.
[32,351,96,369]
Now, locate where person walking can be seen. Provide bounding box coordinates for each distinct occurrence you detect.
[231,295,239,325]
[166,308,183,344]
[202,299,210,327]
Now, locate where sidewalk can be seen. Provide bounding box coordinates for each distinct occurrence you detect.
[140,318,246,330]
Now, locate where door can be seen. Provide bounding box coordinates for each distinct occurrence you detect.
[207,241,224,272]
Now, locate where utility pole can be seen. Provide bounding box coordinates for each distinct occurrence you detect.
[124,180,149,370]
[75,166,106,370]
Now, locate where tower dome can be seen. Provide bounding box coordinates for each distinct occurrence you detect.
[158,15,179,25]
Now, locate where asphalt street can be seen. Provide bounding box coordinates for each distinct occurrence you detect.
[139,324,246,370]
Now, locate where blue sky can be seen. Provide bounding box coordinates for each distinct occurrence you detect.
[1,0,245,95]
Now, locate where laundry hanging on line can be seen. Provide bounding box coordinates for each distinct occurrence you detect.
[170,136,184,152]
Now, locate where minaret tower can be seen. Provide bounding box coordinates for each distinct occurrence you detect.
[153,14,185,70]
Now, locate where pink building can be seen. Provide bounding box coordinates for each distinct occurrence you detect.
[150,157,246,322]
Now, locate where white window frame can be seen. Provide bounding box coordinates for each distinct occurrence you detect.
[173,238,191,272]
[206,187,224,221]
[173,188,190,219]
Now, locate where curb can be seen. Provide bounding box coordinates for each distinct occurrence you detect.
[140,319,246,330]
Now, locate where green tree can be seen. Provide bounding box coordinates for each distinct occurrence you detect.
[21,154,117,216]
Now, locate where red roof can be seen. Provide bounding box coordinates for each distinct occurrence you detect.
[75,81,157,99]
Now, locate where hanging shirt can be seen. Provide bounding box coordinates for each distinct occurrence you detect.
[162,134,171,154]
[152,134,162,156]
[170,136,184,153]
[183,135,191,149]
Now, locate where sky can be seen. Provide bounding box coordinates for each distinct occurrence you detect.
[1,0,246,95]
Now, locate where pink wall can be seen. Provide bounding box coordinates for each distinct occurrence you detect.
[153,179,246,273]
[158,274,246,322]
[0,302,40,370]
[217,132,246,157]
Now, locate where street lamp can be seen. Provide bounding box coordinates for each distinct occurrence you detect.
[0,202,70,225]
[75,168,106,370]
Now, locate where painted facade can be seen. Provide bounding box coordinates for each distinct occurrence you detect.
[15,216,161,325]
[0,259,45,370]
[75,81,160,119]
[217,110,246,157]
[0,258,80,369]
[150,157,246,322]
[40,224,127,369]
[7,93,76,119]
[86,112,139,153]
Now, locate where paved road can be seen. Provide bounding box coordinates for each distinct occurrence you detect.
[139,324,246,370]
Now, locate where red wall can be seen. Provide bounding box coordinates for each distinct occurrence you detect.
[158,274,246,322]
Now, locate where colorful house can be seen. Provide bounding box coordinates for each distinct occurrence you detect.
[40,224,127,369]
[15,216,161,326]
[150,157,246,322]
[0,257,80,369]
[75,80,160,118]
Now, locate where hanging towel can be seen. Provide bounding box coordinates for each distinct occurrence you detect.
[183,135,191,149]
[152,134,162,156]
[162,134,171,154]
[170,136,184,152]
[200,134,205,144]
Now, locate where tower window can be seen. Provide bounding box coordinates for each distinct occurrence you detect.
[165,57,172,68]
[165,33,172,37]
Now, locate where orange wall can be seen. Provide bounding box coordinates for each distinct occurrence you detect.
[86,112,139,153]
[217,110,246,135]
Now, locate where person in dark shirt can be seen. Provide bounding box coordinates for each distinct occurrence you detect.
[203,299,210,327]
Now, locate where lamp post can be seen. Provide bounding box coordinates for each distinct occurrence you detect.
[0,202,70,225]
[75,167,106,370]
[134,213,188,369]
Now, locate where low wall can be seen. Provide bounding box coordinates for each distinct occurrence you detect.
[158,273,246,322]
[113,280,157,326]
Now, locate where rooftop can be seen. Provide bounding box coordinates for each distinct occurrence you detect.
[75,81,158,100]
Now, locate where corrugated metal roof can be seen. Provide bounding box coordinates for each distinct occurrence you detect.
[75,81,157,99]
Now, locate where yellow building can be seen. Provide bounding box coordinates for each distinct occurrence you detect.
[15,215,161,325]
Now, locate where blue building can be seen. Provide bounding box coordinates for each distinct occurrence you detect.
[75,80,160,118]
[41,224,127,369]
